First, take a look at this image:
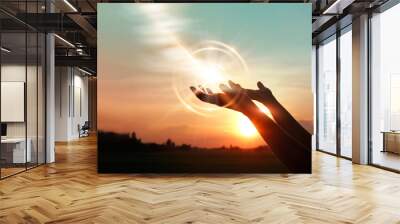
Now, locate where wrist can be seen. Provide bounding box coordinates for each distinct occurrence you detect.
[242,106,263,118]
[263,96,278,106]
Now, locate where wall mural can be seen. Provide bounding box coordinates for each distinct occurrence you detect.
[98,3,312,173]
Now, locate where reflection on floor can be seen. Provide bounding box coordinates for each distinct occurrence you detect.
[0,136,400,223]
[0,167,25,178]
[373,150,400,171]
[1,163,41,178]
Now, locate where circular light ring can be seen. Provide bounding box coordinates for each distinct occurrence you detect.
[172,40,249,116]
[192,40,249,75]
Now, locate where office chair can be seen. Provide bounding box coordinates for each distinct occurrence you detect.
[79,121,90,138]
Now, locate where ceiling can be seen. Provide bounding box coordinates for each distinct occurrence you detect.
[0,0,391,75]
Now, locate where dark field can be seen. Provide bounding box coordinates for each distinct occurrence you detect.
[98,131,288,173]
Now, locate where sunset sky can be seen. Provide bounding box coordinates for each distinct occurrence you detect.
[98,4,312,148]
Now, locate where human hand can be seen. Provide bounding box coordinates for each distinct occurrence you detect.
[245,81,276,106]
[190,80,259,115]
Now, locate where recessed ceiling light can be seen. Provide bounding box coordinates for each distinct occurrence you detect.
[1,47,11,53]
[322,0,354,15]
[54,34,75,48]
[78,67,93,76]
[63,0,78,12]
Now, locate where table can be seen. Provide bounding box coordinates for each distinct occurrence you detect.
[1,138,31,163]
[382,131,400,154]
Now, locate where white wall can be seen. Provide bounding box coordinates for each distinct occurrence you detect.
[55,67,89,141]
[1,65,27,140]
[1,64,46,164]
[72,73,89,138]
[1,65,40,138]
[55,67,70,141]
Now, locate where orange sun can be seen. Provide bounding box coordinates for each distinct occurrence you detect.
[237,115,257,137]
[236,103,273,138]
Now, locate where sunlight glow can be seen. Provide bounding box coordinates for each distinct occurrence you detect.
[237,104,274,138]
[197,62,225,84]
[237,115,258,137]
[256,102,274,119]
[139,6,250,117]
[172,40,249,116]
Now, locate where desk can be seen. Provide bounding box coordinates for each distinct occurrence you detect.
[382,131,400,154]
[1,138,31,163]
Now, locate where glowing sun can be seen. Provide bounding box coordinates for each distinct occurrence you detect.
[237,115,257,137]
[236,104,273,138]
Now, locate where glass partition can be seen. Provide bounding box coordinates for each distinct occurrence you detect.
[0,2,46,179]
[1,31,28,177]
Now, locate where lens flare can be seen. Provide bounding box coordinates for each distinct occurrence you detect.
[172,40,249,116]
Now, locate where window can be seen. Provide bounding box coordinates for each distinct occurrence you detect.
[390,74,400,130]
[371,3,400,171]
[317,35,337,154]
[339,27,352,158]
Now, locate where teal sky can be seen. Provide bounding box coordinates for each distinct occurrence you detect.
[98,4,312,148]
[173,4,310,66]
[99,4,311,79]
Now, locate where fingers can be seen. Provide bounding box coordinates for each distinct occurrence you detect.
[257,81,267,91]
[198,85,206,93]
[246,89,259,98]
[221,81,243,93]
[228,80,241,90]
[192,81,241,96]
[191,81,245,103]
[190,86,208,102]
[190,86,219,105]
[219,83,232,94]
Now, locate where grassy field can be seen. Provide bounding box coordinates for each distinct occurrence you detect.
[98,132,288,173]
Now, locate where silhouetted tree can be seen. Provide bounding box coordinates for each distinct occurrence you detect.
[181,144,191,151]
[129,131,142,144]
[165,138,175,149]
[130,132,136,140]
